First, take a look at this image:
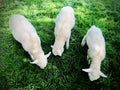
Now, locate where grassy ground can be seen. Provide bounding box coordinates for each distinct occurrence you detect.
[0,0,120,89]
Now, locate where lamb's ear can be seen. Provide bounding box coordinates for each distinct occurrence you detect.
[45,52,51,58]
[51,45,53,48]
[82,68,91,72]
[100,71,107,78]
[30,60,38,64]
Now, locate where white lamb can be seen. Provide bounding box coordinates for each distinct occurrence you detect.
[51,6,75,56]
[9,14,51,69]
[81,25,107,81]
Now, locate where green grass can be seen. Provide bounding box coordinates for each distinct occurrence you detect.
[0,0,120,89]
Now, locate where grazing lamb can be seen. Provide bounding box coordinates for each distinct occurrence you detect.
[51,6,75,56]
[9,14,51,69]
[81,25,107,81]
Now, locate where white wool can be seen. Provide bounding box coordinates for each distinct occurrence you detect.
[81,25,107,81]
[52,6,75,56]
[9,14,51,69]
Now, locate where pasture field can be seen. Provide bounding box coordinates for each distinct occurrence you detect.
[0,0,120,89]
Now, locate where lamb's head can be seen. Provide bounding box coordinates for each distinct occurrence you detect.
[51,45,64,56]
[30,52,51,69]
[82,68,107,81]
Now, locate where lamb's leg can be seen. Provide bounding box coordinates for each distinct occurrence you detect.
[66,37,70,49]
[81,35,86,47]
[87,49,93,64]
[87,55,91,64]
[28,52,34,60]
[30,55,34,60]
